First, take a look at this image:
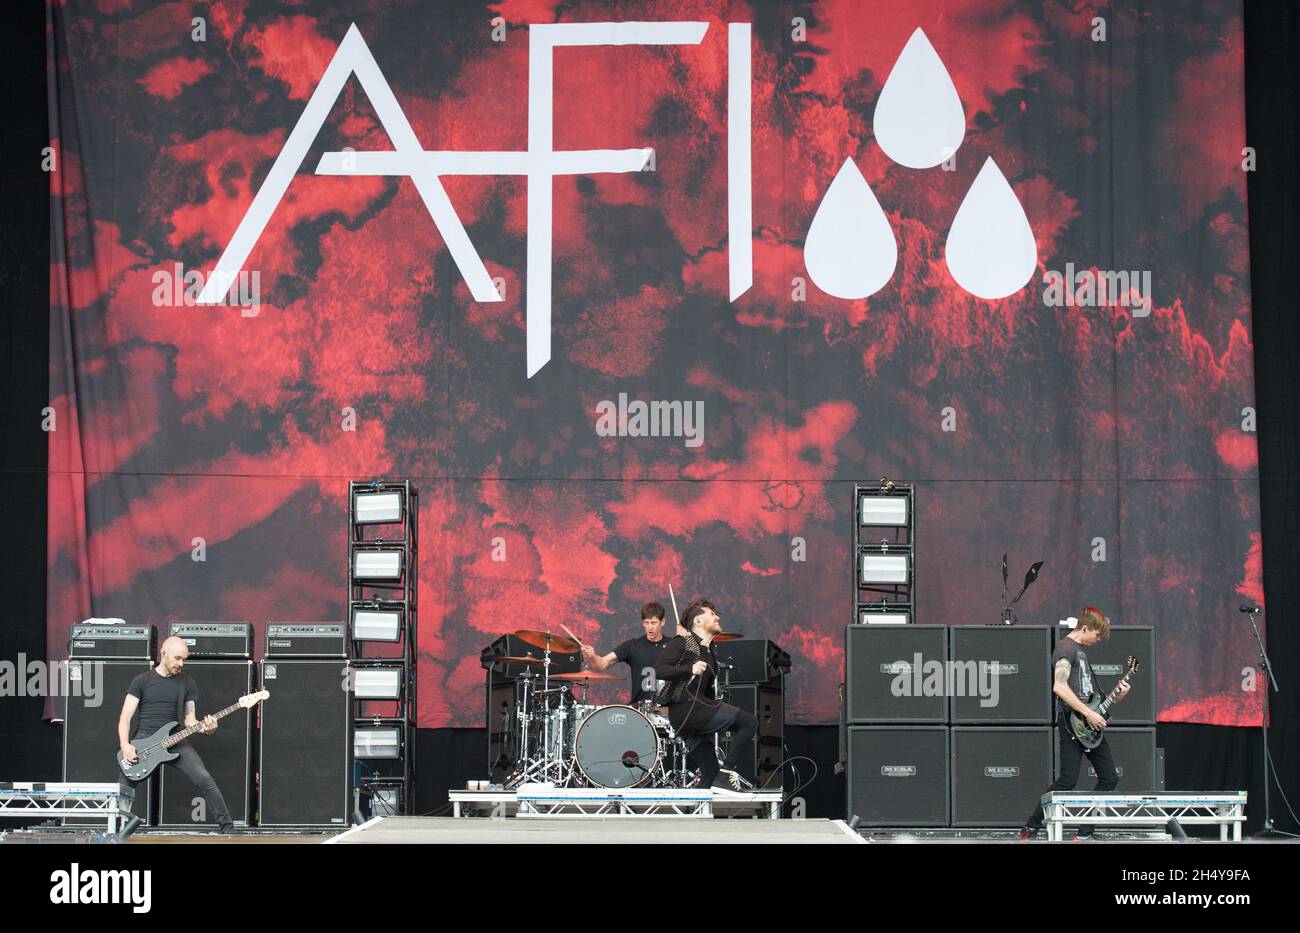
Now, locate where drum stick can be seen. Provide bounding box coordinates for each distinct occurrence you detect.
[559,622,586,648]
[668,584,681,626]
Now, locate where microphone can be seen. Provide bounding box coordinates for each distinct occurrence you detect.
[1240,605,1262,614]
[621,751,649,774]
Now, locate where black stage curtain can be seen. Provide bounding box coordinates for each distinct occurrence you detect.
[3,1,1298,831]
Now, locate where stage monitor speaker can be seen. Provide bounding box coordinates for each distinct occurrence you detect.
[847,726,949,826]
[714,639,791,684]
[1080,726,1158,793]
[845,624,948,723]
[951,727,1053,826]
[949,626,1052,724]
[62,659,155,824]
[157,660,254,828]
[724,681,784,790]
[259,659,352,827]
[1061,625,1155,724]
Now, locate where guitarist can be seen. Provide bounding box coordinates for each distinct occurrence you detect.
[1020,608,1130,840]
[117,636,235,833]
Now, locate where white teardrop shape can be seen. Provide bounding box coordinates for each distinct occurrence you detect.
[874,28,966,169]
[804,158,897,300]
[945,157,1037,300]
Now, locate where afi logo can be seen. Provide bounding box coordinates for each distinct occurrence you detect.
[199,23,1034,376]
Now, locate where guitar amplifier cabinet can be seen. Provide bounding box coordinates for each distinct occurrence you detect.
[948,626,1053,724]
[845,624,948,723]
[1078,727,1159,793]
[158,660,255,828]
[68,625,156,660]
[259,659,353,827]
[951,727,1053,826]
[847,726,949,826]
[265,623,349,658]
[62,660,155,825]
[1069,626,1155,724]
[168,622,252,659]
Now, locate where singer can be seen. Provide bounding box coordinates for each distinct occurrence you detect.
[655,599,758,792]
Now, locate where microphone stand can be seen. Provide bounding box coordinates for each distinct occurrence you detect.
[1245,609,1295,838]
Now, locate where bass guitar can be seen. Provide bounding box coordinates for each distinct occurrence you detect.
[117,690,269,781]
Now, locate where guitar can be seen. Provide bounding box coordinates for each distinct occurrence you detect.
[117,690,269,781]
[1066,656,1139,749]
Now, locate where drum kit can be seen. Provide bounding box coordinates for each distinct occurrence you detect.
[497,628,698,790]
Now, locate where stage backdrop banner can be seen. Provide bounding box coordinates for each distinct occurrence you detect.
[46,0,1261,727]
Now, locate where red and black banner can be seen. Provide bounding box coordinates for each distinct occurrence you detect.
[47,0,1260,727]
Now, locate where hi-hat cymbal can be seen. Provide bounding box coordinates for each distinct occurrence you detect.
[513,629,581,653]
[712,632,745,642]
[550,671,621,683]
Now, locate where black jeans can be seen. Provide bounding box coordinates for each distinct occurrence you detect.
[120,738,233,827]
[1025,715,1119,834]
[678,701,757,786]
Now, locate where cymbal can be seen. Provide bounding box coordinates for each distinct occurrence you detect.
[513,629,581,653]
[495,655,544,666]
[550,671,621,683]
[713,632,745,642]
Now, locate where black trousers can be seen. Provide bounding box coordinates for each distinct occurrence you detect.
[674,701,757,786]
[1025,715,1119,834]
[120,738,233,827]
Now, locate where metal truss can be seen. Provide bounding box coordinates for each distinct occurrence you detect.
[1041,792,1247,841]
[0,782,134,832]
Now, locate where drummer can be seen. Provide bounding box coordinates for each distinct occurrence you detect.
[580,602,677,706]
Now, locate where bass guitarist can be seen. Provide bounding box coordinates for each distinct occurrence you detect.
[117,635,235,833]
[1020,608,1130,840]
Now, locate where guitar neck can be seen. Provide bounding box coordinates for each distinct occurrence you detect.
[160,700,244,749]
[1098,673,1133,715]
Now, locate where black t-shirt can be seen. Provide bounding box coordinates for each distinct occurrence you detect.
[127,669,196,739]
[1052,636,1096,716]
[614,635,672,704]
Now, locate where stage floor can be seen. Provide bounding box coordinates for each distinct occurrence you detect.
[328,815,864,844]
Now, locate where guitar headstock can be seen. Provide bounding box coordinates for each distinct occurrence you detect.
[240,690,270,708]
[1125,655,1140,675]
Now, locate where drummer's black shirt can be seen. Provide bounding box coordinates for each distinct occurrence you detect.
[613,635,671,704]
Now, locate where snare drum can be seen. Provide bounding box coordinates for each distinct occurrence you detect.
[573,705,661,788]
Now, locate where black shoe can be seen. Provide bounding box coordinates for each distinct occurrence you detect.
[1072,831,1095,841]
[710,768,746,793]
[217,823,238,835]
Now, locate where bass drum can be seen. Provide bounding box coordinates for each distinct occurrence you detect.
[573,705,660,788]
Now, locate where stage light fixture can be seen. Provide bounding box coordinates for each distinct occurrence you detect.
[353,667,403,699]
[858,495,909,526]
[354,727,402,759]
[860,553,910,584]
[859,610,910,625]
[353,548,404,580]
[352,605,404,642]
[354,489,403,524]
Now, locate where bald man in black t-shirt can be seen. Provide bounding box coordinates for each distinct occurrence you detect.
[117,635,234,832]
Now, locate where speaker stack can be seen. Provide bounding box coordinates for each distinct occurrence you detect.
[62,648,155,825]
[259,656,353,827]
[156,658,255,829]
[847,622,1160,826]
[717,638,790,790]
[845,625,950,825]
